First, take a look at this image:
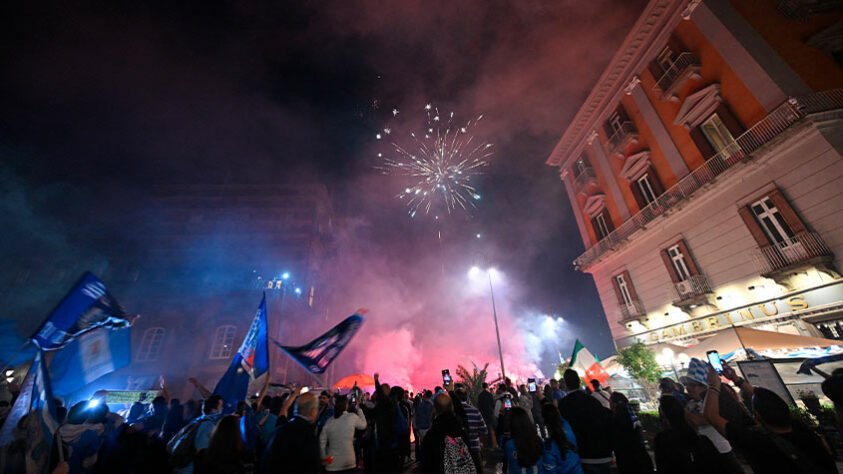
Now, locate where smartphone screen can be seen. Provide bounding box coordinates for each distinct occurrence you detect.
[707,350,724,374]
[528,382,537,392]
[442,369,451,385]
[301,386,310,393]
[504,397,512,409]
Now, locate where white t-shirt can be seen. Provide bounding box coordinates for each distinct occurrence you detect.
[686,399,732,453]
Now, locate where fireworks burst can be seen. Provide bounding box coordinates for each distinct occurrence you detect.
[376,104,493,218]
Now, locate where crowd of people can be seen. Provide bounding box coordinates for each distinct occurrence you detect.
[0,358,841,473]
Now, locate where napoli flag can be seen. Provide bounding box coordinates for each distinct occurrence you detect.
[212,294,270,413]
[273,313,364,375]
[49,326,132,396]
[31,272,134,351]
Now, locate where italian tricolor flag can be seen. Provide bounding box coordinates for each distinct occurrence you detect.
[570,340,610,385]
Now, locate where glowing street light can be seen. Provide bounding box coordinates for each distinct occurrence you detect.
[282,272,290,280]
[294,287,302,296]
[469,266,506,381]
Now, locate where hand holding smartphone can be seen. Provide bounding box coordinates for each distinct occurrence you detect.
[527,378,537,393]
[442,369,452,386]
[707,350,724,374]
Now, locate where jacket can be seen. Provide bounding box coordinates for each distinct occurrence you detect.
[262,416,321,473]
[319,411,367,471]
[419,412,470,474]
[414,400,433,430]
[557,390,612,463]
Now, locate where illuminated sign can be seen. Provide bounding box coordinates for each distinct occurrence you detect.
[618,281,843,347]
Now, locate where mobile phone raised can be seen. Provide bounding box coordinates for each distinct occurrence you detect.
[441,369,452,385]
[528,378,537,392]
[706,350,724,374]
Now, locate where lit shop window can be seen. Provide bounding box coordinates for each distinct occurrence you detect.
[209,325,236,360]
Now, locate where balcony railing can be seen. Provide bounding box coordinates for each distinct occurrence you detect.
[574,89,843,271]
[573,166,597,193]
[619,299,646,321]
[653,53,702,101]
[607,121,638,155]
[753,231,833,274]
[674,274,712,301]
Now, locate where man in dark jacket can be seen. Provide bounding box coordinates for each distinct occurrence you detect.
[419,393,471,474]
[477,383,497,449]
[558,370,613,474]
[262,392,321,473]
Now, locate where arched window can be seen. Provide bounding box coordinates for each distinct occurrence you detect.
[137,327,165,362]
[209,325,237,360]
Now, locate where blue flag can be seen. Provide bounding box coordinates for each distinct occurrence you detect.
[31,272,133,350]
[273,313,364,375]
[49,326,132,396]
[0,350,59,471]
[212,294,270,413]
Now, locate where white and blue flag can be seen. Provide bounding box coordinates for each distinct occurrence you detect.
[49,326,132,397]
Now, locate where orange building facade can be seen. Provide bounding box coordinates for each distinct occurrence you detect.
[548,0,843,353]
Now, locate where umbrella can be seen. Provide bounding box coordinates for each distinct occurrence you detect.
[333,373,375,390]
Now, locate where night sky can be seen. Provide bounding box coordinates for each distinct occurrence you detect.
[1,0,647,385]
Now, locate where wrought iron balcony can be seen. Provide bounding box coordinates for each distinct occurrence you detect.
[607,121,638,156]
[573,166,597,193]
[574,89,843,271]
[673,274,712,301]
[753,231,834,275]
[619,299,646,321]
[652,53,702,102]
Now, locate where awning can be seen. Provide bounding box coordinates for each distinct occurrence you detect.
[679,326,842,360]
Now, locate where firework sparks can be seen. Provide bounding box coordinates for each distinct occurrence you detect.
[376,104,493,217]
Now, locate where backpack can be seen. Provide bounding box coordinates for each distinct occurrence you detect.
[443,435,476,474]
[166,417,212,468]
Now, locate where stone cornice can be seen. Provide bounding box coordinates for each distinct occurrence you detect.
[546,0,689,170]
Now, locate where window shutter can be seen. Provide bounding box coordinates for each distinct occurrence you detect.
[715,103,745,138]
[738,205,772,248]
[601,208,615,233]
[647,59,664,81]
[767,189,807,234]
[590,215,604,240]
[648,166,665,195]
[690,126,715,159]
[623,270,640,301]
[676,239,700,276]
[661,249,680,283]
[630,181,646,210]
[611,275,626,306]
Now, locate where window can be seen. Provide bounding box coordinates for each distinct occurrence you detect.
[667,244,692,281]
[751,197,795,245]
[636,175,658,205]
[657,46,675,72]
[608,112,623,133]
[594,213,610,240]
[612,270,643,318]
[615,274,634,307]
[137,327,165,362]
[573,156,589,177]
[700,114,737,154]
[210,325,237,360]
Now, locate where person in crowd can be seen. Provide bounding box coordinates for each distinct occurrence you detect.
[392,386,413,466]
[822,370,843,433]
[419,392,472,474]
[608,392,652,474]
[57,401,106,474]
[679,359,743,474]
[138,396,169,437]
[256,395,277,448]
[658,378,686,404]
[477,383,498,450]
[540,403,582,474]
[319,394,367,472]
[161,398,185,441]
[517,385,534,422]
[184,400,200,422]
[317,390,335,434]
[557,370,612,474]
[369,373,401,473]
[454,385,487,472]
[703,366,837,473]
[589,380,610,409]
[501,407,542,474]
[654,395,722,473]
[127,398,146,424]
[262,391,320,473]
[548,379,566,406]
[195,414,248,474]
[414,390,434,449]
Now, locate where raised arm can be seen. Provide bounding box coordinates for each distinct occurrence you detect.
[188,377,212,399]
[256,374,272,408]
[702,368,728,436]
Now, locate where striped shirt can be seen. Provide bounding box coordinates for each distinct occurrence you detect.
[461,401,487,454]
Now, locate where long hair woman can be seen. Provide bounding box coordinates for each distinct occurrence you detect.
[540,403,582,474]
[610,392,653,473]
[654,396,721,473]
[195,414,248,474]
[319,395,367,472]
[502,407,543,474]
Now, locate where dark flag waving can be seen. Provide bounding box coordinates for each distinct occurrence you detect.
[213,294,270,413]
[273,313,364,375]
[31,272,133,350]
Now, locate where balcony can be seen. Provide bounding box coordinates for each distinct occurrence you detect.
[753,231,838,287]
[573,89,843,272]
[652,53,702,102]
[573,166,597,194]
[618,300,647,329]
[672,274,713,311]
[607,121,638,156]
